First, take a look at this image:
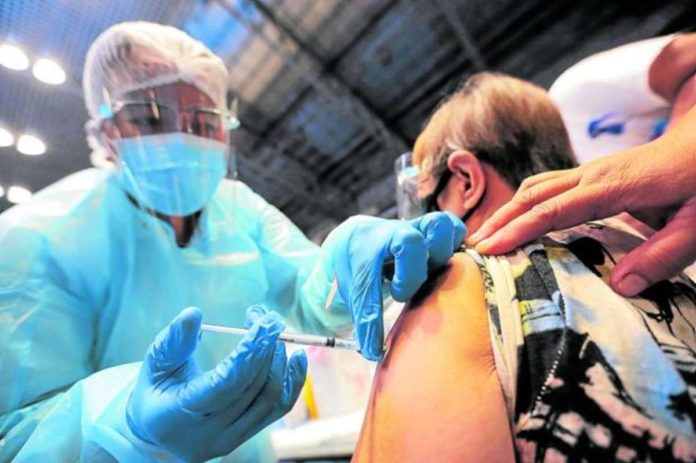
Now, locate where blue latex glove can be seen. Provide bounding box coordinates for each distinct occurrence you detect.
[331,212,465,360]
[126,306,307,462]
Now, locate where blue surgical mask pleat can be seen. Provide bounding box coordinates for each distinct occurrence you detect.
[115,133,228,216]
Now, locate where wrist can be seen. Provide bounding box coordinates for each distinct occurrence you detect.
[89,363,184,462]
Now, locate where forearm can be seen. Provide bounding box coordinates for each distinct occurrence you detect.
[667,74,696,129]
[2,363,178,463]
[292,259,354,335]
[655,104,696,193]
[648,34,696,101]
[0,394,64,461]
[90,364,184,462]
[246,180,354,335]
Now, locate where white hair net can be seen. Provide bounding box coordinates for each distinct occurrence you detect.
[83,21,229,167]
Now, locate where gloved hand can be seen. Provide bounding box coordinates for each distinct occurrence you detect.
[329,212,465,360]
[126,306,307,462]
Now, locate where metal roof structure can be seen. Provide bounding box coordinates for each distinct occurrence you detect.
[1,0,694,239]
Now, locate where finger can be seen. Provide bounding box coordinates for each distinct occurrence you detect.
[476,185,619,255]
[179,311,284,413]
[611,198,696,296]
[278,350,309,411]
[218,346,307,451]
[145,306,202,379]
[221,329,303,422]
[389,227,428,301]
[227,340,288,421]
[244,304,269,329]
[409,212,458,267]
[469,171,580,246]
[516,169,571,193]
[231,350,308,448]
[351,255,387,361]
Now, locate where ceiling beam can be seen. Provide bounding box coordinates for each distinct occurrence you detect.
[234,116,359,212]
[245,0,398,152]
[431,0,487,71]
[217,0,410,156]
[235,151,352,220]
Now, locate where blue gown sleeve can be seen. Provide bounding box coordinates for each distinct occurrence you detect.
[0,223,98,460]
[0,220,179,462]
[232,182,353,335]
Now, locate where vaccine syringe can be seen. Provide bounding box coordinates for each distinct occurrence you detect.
[201,323,359,351]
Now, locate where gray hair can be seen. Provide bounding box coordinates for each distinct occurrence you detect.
[414,72,577,188]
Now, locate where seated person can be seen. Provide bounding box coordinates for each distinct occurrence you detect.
[353,73,696,462]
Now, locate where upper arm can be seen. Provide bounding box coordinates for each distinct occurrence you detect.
[353,253,515,462]
[0,227,96,413]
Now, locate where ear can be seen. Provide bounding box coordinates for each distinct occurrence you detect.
[446,150,486,211]
[100,120,121,162]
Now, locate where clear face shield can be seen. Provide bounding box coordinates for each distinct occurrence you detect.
[395,152,425,220]
[97,87,243,361]
[101,86,239,218]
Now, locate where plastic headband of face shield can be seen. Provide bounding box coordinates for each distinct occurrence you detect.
[103,98,238,142]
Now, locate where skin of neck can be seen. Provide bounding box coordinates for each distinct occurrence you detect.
[168,215,187,242]
[438,161,516,241]
[466,166,516,237]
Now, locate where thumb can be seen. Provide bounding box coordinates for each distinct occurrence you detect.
[409,212,464,267]
[145,306,202,377]
[611,198,696,296]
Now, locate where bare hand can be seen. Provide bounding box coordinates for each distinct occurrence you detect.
[470,107,696,297]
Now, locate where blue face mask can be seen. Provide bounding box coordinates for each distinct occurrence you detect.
[115,133,228,216]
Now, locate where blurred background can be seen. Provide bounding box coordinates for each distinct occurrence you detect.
[1,0,695,241]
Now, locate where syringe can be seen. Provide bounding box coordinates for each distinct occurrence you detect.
[201,323,359,351]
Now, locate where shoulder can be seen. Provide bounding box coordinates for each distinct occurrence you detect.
[408,251,487,319]
[0,169,113,238]
[395,252,491,360]
[0,169,118,283]
[212,179,271,221]
[353,251,514,462]
[216,179,265,203]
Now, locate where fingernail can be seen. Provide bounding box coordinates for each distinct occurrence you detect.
[263,312,285,330]
[474,237,492,253]
[177,309,201,338]
[248,304,265,315]
[469,231,484,244]
[616,273,648,296]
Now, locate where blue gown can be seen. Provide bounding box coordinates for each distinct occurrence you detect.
[0,168,352,462]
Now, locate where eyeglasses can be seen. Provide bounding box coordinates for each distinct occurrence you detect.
[420,168,452,213]
[109,100,235,141]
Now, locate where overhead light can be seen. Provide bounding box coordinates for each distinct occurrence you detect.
[0,44,30,71]
[32,58,66,85]
[0,127,14,147]
[7,186,32,204]
[0,185,4,199]
[17,134,46,156]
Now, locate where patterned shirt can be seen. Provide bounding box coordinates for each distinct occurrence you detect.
[467,222,696,462]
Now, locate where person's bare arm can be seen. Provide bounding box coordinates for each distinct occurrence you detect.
[668,73,696,128]
[648,33,696,102]
[353,253,515,462]
[647,33,696,129]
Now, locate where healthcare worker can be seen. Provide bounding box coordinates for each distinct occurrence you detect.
[0,22,464,462]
